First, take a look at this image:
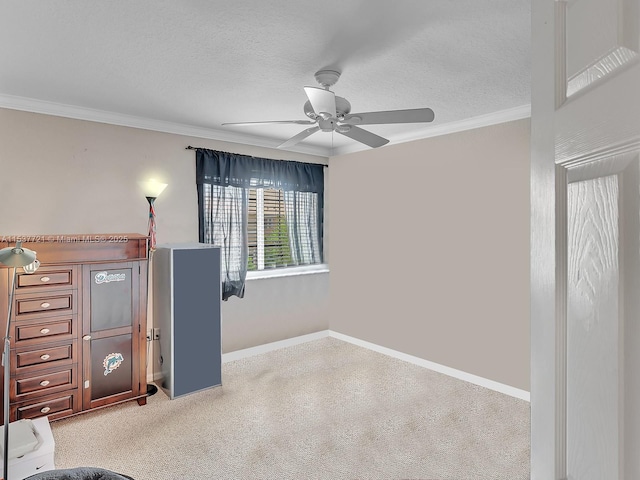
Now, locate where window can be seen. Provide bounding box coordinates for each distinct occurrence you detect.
[248,188,289,270]
[247,188,321,271]
[195,149,324,299]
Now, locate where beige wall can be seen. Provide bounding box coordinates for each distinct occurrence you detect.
[1,107,529,391]
[0,108,330,360]
[328,118,531,391]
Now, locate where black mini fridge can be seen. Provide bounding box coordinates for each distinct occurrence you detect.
[152,243,221,399]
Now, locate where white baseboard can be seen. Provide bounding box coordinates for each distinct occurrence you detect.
[219,329,530,402]
[221,330,331,363]
[328,331,530,402]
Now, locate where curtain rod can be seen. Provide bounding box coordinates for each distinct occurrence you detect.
[185,146,328,168]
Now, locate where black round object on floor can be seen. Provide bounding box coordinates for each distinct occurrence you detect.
[147,383,158,396]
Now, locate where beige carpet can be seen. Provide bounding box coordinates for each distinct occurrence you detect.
[49,337,530,479]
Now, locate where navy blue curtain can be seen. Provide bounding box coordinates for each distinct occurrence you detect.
[195,149,324,300]
[196,149,324,193]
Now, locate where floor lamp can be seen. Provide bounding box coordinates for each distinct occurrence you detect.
[138,179,168,397]
[138,179,168,252]
[0,241,39,480]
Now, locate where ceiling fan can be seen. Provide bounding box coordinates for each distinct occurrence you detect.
[222,69,435,149]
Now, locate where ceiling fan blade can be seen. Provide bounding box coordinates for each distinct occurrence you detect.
[277,126,321,149]
[341,108,435,125]
[337,125,389,148]
[304,86,336,119]
[222,120,316,126]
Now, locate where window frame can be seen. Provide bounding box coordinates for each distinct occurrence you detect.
[246,262,329,280]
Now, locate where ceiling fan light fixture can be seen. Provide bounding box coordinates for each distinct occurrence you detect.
[317,118,335,132]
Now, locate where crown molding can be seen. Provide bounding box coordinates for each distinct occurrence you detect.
[0,93,530,158]
[329,104,532,156]
[0,94,329,158]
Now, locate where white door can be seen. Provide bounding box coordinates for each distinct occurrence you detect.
[531,0,640,479]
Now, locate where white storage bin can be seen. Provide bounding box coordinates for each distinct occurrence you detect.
[2,417,55,480]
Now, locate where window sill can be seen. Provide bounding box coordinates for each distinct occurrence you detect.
[246,264,329,281]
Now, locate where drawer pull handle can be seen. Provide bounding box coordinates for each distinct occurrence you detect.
[82,335,91,341]
[40,328,50,335]
[40,406,51,414]
[40,276,51,282]
[40,302,51,309]
[39,380,50,387]
[40,354,50,360]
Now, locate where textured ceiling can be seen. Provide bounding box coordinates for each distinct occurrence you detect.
[0,1,531,157]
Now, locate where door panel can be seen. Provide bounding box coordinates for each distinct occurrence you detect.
[90,268,133,331]
[565,0,638,97]
[89,334,132,401]
[562,155,640,479]
[566,171,620,479]
[556,0,640,164]
[82,262,140,409]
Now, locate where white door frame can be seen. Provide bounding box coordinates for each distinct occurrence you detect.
[531,2,563,474]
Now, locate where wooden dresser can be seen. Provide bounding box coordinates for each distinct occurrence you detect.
[0,234,148,423]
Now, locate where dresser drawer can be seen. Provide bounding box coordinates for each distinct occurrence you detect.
[12,366,76,400]
[15,292,75,318]
[12,390,80,421]
[13,315,76,347]
[16,266,76,292]
[14,342,76,373]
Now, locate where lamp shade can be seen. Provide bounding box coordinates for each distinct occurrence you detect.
[0,242,36,267]
[138,179,168,199]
